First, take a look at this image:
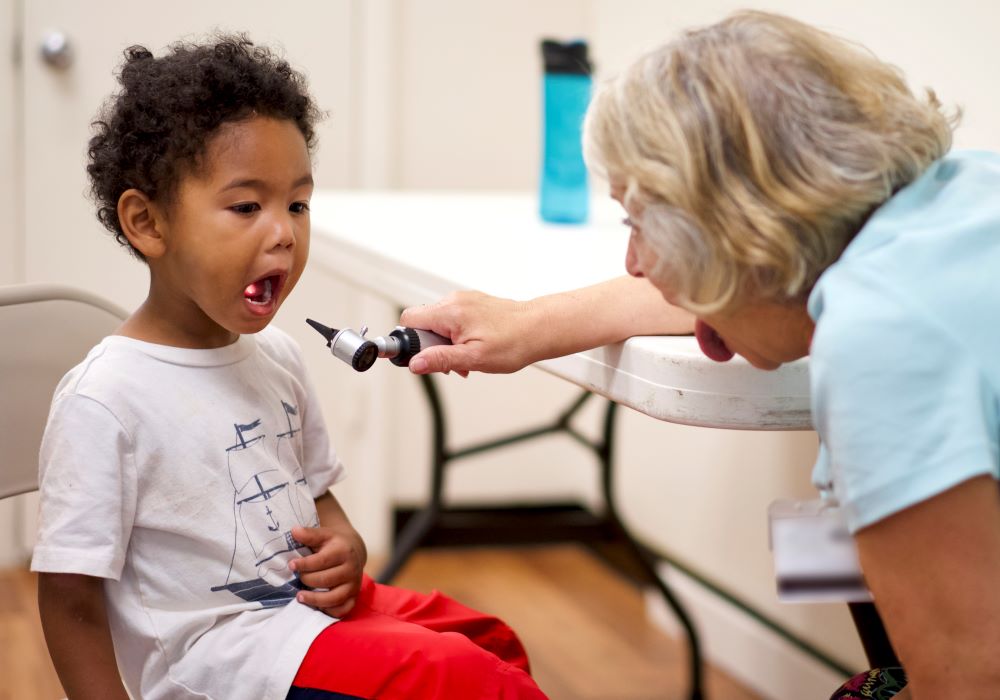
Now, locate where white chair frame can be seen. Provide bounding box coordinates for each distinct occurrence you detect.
[0,283,127,500]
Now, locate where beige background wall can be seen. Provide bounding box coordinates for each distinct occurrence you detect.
[4,0,999,692]
[392,0,590,189]
[0,0,18,283]
[0,0,21,567]
[371,0,1000,677]
[394,0,1000,188]
[582,0,1000,677]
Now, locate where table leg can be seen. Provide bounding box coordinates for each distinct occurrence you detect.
[377,371,704,700]
[598,400,705,700]
[848,602,900,669]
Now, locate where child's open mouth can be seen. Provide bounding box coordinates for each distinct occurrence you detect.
[243,274,284,315]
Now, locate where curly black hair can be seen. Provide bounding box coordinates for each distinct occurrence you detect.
[87,34,321,259]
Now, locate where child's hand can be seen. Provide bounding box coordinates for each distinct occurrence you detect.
[289,524,366,618]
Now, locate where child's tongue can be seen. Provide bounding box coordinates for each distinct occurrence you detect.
[244,278,271,302]
[695,319,735,362]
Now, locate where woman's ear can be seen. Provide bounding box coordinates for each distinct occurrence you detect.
[118,189,167,259]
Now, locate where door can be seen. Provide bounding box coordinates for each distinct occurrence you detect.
[1,0,18,285]
[21,0,355,308]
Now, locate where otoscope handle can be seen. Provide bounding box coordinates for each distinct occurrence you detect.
[387,326,451,367]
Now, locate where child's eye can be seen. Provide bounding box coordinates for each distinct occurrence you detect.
[289,201,311,214]
[230,202,260,215]
[622,216,639,232]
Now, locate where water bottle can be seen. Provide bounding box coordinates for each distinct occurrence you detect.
[539,39,592,224]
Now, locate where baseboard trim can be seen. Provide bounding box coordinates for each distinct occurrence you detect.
[644,561,852,700]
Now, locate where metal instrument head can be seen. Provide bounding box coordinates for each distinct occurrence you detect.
[306,319,378,372]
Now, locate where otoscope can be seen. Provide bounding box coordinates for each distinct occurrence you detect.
[306,318,451,372]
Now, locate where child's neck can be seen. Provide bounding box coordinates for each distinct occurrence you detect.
[117,298,240,349]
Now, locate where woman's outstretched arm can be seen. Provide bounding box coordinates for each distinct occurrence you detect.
[400,275,694,375]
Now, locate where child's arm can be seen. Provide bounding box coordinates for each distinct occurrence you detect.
[37,572,130,699]
[290,492,367,618]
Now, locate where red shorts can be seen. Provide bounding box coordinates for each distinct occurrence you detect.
[287,575,548,699]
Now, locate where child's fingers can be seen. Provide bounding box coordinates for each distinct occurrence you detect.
[290,525,326,548]
[289,546,350,575]
[299,565,361,589]
[296,580,358,613]
[321,596,358,620]
[296,561,360,591]
[288,530,359,575]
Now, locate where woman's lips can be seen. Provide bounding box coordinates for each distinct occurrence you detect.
[694,319,734,362]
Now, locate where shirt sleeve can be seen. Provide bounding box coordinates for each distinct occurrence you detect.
[30,393,138,579]
[810,272,999,532]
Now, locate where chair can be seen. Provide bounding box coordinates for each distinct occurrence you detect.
[0,283,127,499]
[0,285,126,698]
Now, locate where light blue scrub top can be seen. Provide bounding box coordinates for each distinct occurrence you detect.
[808,150,1000,532]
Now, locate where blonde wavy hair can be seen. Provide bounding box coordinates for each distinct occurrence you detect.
[584,10,957,315]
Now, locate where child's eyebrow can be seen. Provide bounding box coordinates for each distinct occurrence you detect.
[219,174,314,193]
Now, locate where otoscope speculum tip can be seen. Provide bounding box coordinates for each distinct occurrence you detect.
[306,318,338,344]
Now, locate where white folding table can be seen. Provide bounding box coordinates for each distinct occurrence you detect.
[310,191,811,429]
[309,191,815,700]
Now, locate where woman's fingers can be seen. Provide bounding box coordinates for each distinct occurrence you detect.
[408,344,478,375]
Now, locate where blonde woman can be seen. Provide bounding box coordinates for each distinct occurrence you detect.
[401,11,1000,699]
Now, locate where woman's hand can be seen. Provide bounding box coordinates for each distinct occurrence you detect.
[401,290,538,375]
[291,494,367,618]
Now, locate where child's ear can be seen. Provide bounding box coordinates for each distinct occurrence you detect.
[117,189,167,259]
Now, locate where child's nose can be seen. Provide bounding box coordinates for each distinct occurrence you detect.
[271,213,296,249]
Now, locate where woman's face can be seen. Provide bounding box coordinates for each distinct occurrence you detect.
[614,185,814,370]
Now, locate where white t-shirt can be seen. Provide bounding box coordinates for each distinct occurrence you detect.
[31,327,345,699]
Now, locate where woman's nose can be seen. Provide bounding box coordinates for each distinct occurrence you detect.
[625,237,644,278]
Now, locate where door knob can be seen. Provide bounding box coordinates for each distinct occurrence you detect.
[40,32,73,70]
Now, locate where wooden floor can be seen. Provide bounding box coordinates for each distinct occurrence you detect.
[1,544,761,700]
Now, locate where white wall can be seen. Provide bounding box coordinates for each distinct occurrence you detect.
[0,0,18,284]
[7,0,999,688]
[0,0,23,569]
[587,0,1000,151]
[393,0,591,189]
[395,0,1000,187]
[375,0,1000,680]
[19,0,356,316]
[583,0,1000,675]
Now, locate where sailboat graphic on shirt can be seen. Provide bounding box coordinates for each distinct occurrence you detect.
[211,401,317,608]
[277,401,315,527]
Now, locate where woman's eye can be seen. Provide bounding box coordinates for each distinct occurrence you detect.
[230,202,260,215]
[622,216,638,233]
[289,201,311,214]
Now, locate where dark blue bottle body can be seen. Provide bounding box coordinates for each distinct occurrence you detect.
[539,40,592,224]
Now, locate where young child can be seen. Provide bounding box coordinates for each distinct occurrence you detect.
[31,36,547,700]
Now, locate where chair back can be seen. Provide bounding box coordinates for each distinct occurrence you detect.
[0,284,127,498]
